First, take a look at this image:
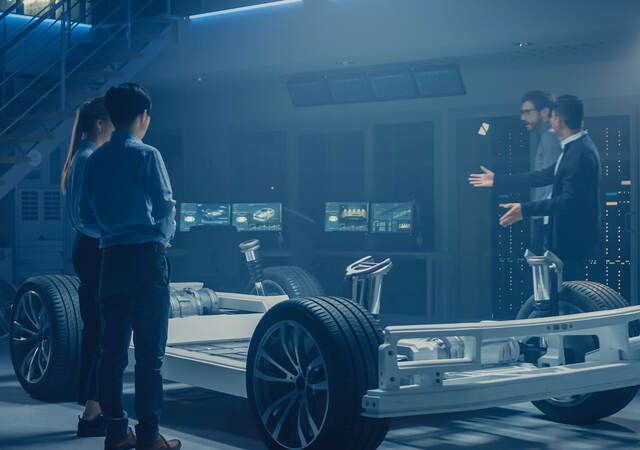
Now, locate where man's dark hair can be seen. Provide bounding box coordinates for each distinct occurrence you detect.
[521,90,555,113]
[553,95,584,130]
[105,83,152,129]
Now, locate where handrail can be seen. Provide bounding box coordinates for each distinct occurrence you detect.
[0,0,86,91]
[0,0,157,137]
[0,0,22,22]
[0,0,66,57]
[0,0,125,119]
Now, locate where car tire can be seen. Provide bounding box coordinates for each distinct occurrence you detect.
[516,280,639,424]
[10,274,82,401]
[246,266,324,299]
[0,280,17,340]
[246,296,390,449]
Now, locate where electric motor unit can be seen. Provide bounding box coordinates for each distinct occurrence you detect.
[169,286,220,318]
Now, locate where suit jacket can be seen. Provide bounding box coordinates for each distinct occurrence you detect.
[494,134,601,262]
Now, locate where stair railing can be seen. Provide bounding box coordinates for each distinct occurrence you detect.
[0,0,157,140]
[0,0,88,102]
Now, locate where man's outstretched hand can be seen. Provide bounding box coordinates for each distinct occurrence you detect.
[499,203,523,227]
[468,166,495,187]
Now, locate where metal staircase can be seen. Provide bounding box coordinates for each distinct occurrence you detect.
[0,0,182,201]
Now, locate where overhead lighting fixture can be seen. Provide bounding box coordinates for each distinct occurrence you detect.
[478,122,490,136]
[189,0,303,20]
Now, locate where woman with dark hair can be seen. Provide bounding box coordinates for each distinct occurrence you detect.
[61,97,114,437]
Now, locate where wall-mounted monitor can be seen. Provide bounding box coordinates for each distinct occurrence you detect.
[370,202,413,233]
[179,203,230,232]
[325,202,369,232]
[232,202,283,231]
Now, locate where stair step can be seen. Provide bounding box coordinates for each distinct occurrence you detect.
[74,69,123,81]
[132,31,166,42]
[0,111,75,122]
[77,31,163,48]
[0,134,55,142]
[0,156,31,164]
[110,49,144,61]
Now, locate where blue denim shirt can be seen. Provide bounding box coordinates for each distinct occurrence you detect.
[65,139,100,238]
[80,130,176,248]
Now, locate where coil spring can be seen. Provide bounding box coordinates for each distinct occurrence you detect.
[246,258,265,285]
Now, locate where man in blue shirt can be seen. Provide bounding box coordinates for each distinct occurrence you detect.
[80,83,180,450]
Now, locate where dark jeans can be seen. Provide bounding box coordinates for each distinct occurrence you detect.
[97,242,170,444]
[72,232,101,405]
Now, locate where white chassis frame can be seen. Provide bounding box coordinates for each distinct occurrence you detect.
[146,289,288,398]
[136,285,640,421]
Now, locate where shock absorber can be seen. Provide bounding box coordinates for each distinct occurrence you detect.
[239,239,265,296]
[525,249,563,318]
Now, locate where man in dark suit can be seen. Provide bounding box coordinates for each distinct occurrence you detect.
[469,95,601,281]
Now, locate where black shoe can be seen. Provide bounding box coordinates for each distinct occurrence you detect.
[77,414,107,437]
[105,428,137,450]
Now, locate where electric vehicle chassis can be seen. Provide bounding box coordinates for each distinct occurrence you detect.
[7,243,640,450]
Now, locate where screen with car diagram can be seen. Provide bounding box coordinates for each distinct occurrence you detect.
[324,202,369,232]
[180,203,231,232]
[370,202,413,233]
[232,203,283,231]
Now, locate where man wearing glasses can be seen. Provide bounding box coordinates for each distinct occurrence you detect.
[519,91,562,253]
[469,91,560,253]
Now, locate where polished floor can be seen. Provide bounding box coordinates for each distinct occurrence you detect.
[1,342,640,450]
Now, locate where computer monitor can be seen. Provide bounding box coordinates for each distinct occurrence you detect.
[370,202,413,233]
[232,202,283,231]
[179,203,230,232]
[324,202,369,232]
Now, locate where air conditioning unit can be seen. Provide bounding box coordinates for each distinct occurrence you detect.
[0,247,13,285]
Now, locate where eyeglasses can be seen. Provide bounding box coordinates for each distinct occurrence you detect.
[520,108,537,116]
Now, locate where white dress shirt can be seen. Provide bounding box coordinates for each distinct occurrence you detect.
[543,130,588,225]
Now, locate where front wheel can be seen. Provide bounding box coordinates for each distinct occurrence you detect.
[517,281,639,424]
[246,296,389,449]
[10,275,82,400]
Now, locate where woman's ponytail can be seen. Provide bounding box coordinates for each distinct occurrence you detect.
[61,97,108,194]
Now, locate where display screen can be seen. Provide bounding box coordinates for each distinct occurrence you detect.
[180,203,230,231]
[371,202,413,233]
[325,202,369,232]
[232,203,283,231]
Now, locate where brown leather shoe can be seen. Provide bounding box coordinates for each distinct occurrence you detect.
[136,434,181,449]
[105,430,137,450]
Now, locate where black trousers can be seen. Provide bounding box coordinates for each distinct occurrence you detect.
[72,232,101,405]
[97,242,170,444]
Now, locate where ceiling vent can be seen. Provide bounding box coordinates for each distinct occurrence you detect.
[288,63,465,107]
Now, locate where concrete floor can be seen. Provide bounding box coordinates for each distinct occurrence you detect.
[1,342,640,450]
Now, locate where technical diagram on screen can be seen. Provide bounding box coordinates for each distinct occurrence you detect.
[232,203,283,231]
[180,203,231,232]
[371,202,413,233]
[325,202,369,232]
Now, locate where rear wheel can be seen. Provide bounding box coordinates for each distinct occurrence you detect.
[517,281,639,424]
[247,296,389,449]
[10,275,82,400]
[246,266,324,299]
